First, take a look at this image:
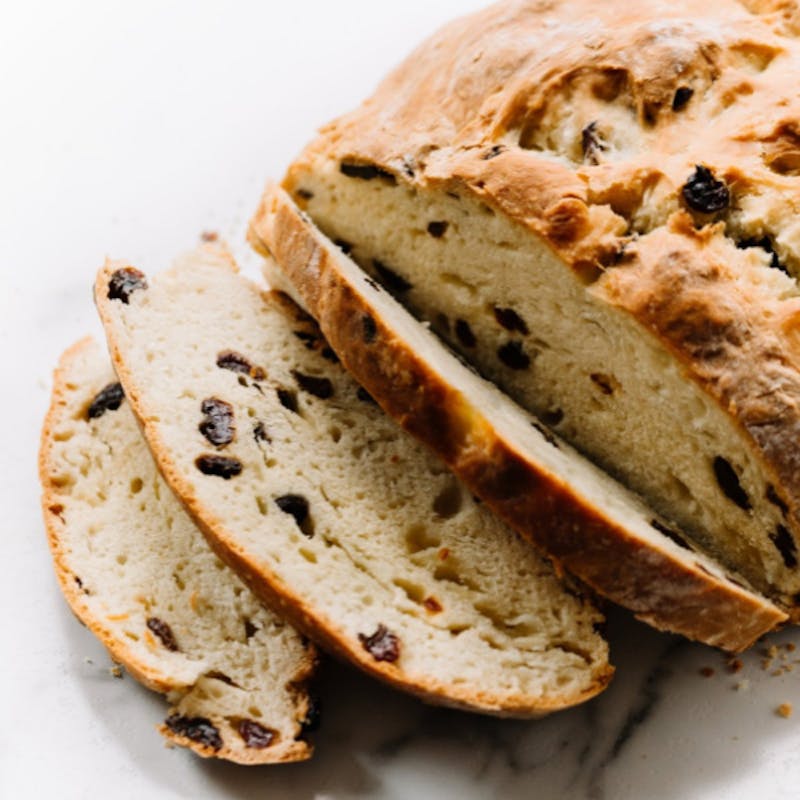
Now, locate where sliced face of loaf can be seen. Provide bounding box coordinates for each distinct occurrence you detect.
[250,186,786,653]
[276,2,800,613]
[39,338,315,764]
[94,244,613,716]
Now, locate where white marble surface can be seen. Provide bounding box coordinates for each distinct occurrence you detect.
[3,2,800,798]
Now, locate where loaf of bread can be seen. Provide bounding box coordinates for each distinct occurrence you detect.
[278,0,800,614]
[94,244,613,716]
[39,338,316,763]
[250,185,785,652]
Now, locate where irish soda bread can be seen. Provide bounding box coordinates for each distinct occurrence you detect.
[39,338,315,764]
[250,186,785,652]
[280,0,800,612]
[94,244,613,716]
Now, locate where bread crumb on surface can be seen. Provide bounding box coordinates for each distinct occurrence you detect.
[777,703,793,719]
[734,679,750,691]
[699,666,715,678]
[201,230,219,242]
[726,658,743,674]
[110,664,124,679]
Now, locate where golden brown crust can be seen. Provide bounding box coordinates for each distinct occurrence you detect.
[39,338,315,764]
[250,186,787,653]
[93,256,604,717]
[284,0,800,556]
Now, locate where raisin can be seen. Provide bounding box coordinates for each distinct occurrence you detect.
[195,454,243,479]
[292,370,334,399]
[87,382,124,419]
[672,86,694,111]
[164,714,222,751]
[712,456,751,510]
[147,617,178,651]
[581,121,607,165]
[541,408,564,426]
[199,398,235,446]
[423,596,443,613]
[321,347,339,363]
[358,624,400,663]
[238,719,277,749]
[455,319,477,348]
[334,239,353,255]
[736,237,788,275]
[651,519,690,549]
[498,341,530,370]
[767,484,790,515]
[277,387,299,414]
[293,331,318,348]
[770,525,798,569]
[427,221,449,238]
[493,307,529,335]
[590,373,615,395]
[362,314,377,343]
[682,165,730,214]
[253,422,271,443]
[299,696,322,736]
[275,494,311,533]
[483,144,505,160]
[107,267,148,303]
[373,260,412,293]
[356,386,376,404]
[340,162,396,183]
[216,350,265,380]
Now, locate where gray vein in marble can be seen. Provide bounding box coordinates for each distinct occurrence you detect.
[584,639,686,800]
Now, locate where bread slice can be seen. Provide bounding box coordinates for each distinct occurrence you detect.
[94,244,613,716]
[249,185,785,652]
[39,338,316,764]
[277,0,800,613]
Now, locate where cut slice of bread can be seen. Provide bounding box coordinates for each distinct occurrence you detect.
[249,186,786,653]
[39,338,316,764]
[94,244,613,717]
[277,1,800,613]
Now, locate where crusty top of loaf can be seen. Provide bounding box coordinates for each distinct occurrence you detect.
[289,0,800,528]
